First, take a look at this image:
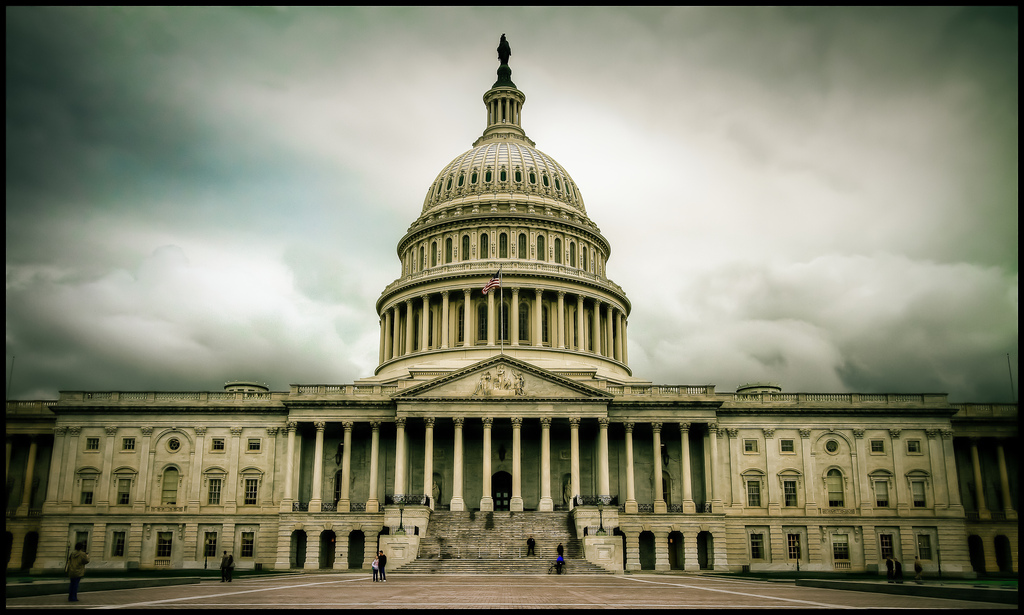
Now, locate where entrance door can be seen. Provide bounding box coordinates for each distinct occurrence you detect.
[320,530,336,569]
[492,471,512,511]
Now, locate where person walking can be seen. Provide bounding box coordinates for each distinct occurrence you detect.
[66,542,90,602]
[220,551,234,582]
[372,554,379,582]
[914,558,924,584]
[377,550,387,582]
[893,558,904,584]
[527,536,535,557]
[885,556,894,583]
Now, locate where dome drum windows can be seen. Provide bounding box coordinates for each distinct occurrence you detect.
[499,233,508,258]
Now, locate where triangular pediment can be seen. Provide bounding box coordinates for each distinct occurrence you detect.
[392,355,612,401]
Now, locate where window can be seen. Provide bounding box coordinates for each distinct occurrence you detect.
[480,232,489,258]
[457,305,465,343]
[419,246,425,270]
[744,440,758,453]
[161,468,179,505]
[75,531,90,552]
[518,233,527,259]
[156,531,173,557]
[208,478,222,505]
[445,238,452,263]
[86,437,100,451]
[784,480,798,507]
[911,481,926,507]
[542,305,549,344]
[750,533,764,560]
[111,531,126,557]
[500,169,507,182]
[826,469,844,507]
[485,170,492,183]
[80,478,96,504]
[204,532,218,557]
[461,235,469,262]
[780,439,795,453]
[917,534,932,560]
[241,532,255,557]
[825,439,839,453]
[515,170,522,183]
[244,478,259,505]
[870,440,885,453]
[529,171,536,184]
[582,246,588,270]
[519,303,529,342]
[875,480,889,507]
[747,480,761,507]
[117,478,131,505]
[477,304,487,343]
[569,242,576,267]
[787,534,801,560]
[499,233,508,258]
[880,534,895,559]
[431,241,438,267]
[907,440,922,454]
[554,238,562,264]
[832,534,849,561]
[247,438,261,452]
[537,235,546,261]
[122,438,135,451]
[212,438,225,451]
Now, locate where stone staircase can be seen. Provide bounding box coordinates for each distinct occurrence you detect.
[394,510,613,574]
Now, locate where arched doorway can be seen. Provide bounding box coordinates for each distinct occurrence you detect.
[290,530,307,569]
[614,528,626,570]
[319,530,336,569]
[347,530,365,569]
[20,532,38,571]
[967,535,986,573]
[668,531,684,569]
[492,471,512,511]
[697,531,714,570]
[638,531,656,570]
[994,535,1013,573]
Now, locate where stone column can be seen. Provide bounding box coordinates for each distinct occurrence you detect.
[556,291,566,349]
[404,299,414,355]
[622,317,629,365]
[394,418,407,497]
[97,426,117,509]
[421,295,430,351]
[624,422,638,513]
[441,291,450,349]
[384,310,392,361]
[969,438,990,519]
[511,417,524,511]
[189,426,207,512]
[680,423,694,513]
[423,418,435,510]
[708,423,720,511]
[392,306,402,359]
[576,294,585,351]
[995,442,1016,519]
[44,427,67,506]
[570,418,581,507]
[134,427,151,510]
[592,300,602,355]
[854,429,872,512]
[940,430,962,510]
[339,422,353,512]
[890,429,910,514]
[605,304,615,358]
[15,436,38,515]
[798,429,815,514]
[451,418,465,511]
[510,288,520,346]
[308,422,325,512]
[281,422,297,511]
[539,418,553,511]
[462,289,472,347]
[533,289,544,346]
[480,418,494,511]
[625,531,641,572]
[225,427,242,512]
[925,429,946,510]
[367,422,381,513]
[615,311,625,361]
[652,423,666,513]
[379,317,386,364]
[726,428,741,511]
[598,418,610,498]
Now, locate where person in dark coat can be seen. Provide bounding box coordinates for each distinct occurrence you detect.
[893,558,904,583]
[914,558,924,584]
[221,551,234,582]
[885,556,894,583]
[527,536,536,556]
[377,550,387,582]
[66,542,90,602]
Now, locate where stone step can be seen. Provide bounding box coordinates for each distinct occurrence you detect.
[394,557,612,575]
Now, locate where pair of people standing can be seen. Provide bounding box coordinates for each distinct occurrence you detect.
[221,551,235,582]
[885,555,904,583]
[372,550,388,582]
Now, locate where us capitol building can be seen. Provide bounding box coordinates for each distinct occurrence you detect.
[5,37,1018,577]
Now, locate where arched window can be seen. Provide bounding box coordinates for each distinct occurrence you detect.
[826,469,844,507]
[457,173,464,187]
[477,304,488,343]
[480,233,489,259]
[554,238,562,264]
[518,233,527,259]
[420,246,425,271]
[570,242,576,267]
[471,171,477,184]
[431,241,437,267]
[537,235,546,261]
[542,305,549,344]
[515,170,522,183]
[161,467,179,505]
[582,246,588,271]
[499,233,508,258]
[445,238,452,264]
[457,305,465,343]
[485,170,492,183]
[519,302,530,342]
[500,169,507,182]
[461,235,469,261]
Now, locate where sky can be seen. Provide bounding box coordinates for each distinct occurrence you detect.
[6,7,1018,402]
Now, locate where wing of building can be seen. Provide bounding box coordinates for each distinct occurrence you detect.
[5,38,1018,577]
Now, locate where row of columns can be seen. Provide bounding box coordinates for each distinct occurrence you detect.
[379,288,628,363]
[968,437,1016,520]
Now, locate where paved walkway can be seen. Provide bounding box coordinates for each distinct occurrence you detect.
[5,572,1015,610]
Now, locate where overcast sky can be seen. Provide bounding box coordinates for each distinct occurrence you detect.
[6,7,1018,402]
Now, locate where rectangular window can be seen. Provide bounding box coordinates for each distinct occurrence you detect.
[917,534,932,560]
[911,481,926,507]
[784,480,798,507]
[156,531,173,557]
[780,439,795,453]
[907,440,922,454]
[744,440,758,453]
[879,534,894,560]
[832,534,850,561]
[111,531,126,557]
[746,480,761,507]
[247,438,261,452]
[117,478,132,505]
[241,532,255,557]
[870,440,885,453]
[86,437,100,450]
[244,478,259,505]
[875,481,889,507]
[81,478,95,504]
[204,532,218,557]
[122,437,135,451]
[207,478,222,505]
[787,534,801,560]
[212,438,225,451]
[750,533,764,560]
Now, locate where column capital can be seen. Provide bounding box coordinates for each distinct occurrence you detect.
[266,426,279,436]
[511,287,520,294]
[726,428,739,438]
[889,429,901,439]
[540,417,552,427]
[482,417,493,428]
[314,421,326,431]
[231,427,244,436]
[624,421,634,433]
[106,426,118,436]
[569,417,581,428]
[679,422,690,432]
[598,417,610,428]
[138,427,151,436]
[799,428,811,439]
[925,429,940,439]
[54,426,68,436]
[853,428,865,438]
[651,422,662,432]
[762,428,774,438]
[395,417,407,429]
[708,422,719,433]
[371,421,381,431]
[194,426,207,436]
[286,421,298,432]
[557,290,566,298]
[424,417,436,428]
[940,429,954,439]
[511,417,523,428]
[67,426,82,436]
[441,289,450,298]
[342,421,354,430]
[453,417,465,428]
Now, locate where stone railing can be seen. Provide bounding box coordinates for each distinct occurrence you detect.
[60,391,288,403]
[820,507,857,515]
[721,392,947,406]
[292,384,398,397]
[574,495,617,506]
[151,506,185,513]
[385,494,429,506]
[606,385,716,397]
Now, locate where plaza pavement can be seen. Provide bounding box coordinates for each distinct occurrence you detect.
[5,571,1016,610]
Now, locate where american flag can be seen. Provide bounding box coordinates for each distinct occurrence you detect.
[482,270,501,294]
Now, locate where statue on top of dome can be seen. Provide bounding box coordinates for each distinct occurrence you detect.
[497,34,511,65]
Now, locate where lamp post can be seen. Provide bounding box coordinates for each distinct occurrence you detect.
[597,501,606,536]
[397,500,406,535]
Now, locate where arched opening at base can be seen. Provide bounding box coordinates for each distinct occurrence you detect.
[638,531,656,570]
[967,535,986,573]
[697,531,714,570]
[290,530,307,569]
[668,531,684,569]
[319,530,336,569]
[347,530,365,569]
[994,535,1013,573]
[20,532,38,571]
